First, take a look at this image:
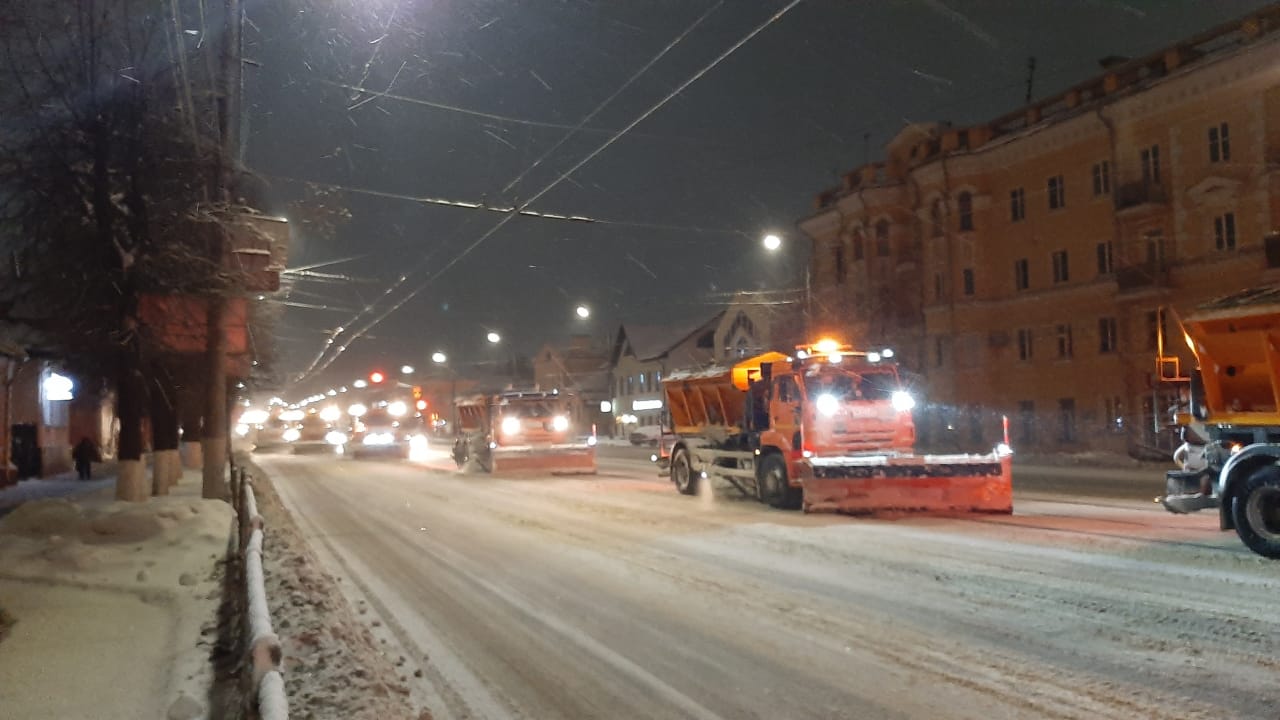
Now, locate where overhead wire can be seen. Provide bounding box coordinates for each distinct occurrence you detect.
[296,1,805,382]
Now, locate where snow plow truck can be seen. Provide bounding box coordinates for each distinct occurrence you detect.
[1157,286,1280,559]
[656,340,1013,513]
[451,390,597,474]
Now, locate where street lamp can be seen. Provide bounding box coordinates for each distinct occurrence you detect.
[575,305,590,319]
[431,351,447,364]
[763,233,782,251]
[353,379,368,389]
[401,365,415,375]
[486,332,501,344]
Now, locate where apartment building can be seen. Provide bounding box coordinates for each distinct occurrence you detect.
[799,7,1280,454]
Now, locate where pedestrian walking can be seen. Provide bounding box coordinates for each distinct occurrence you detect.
[72,437,99,481]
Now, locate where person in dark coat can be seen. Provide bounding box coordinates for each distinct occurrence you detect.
[72,437,99,480]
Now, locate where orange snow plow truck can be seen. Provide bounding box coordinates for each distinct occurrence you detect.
[451,390,597,474]
[656,340,1012,513]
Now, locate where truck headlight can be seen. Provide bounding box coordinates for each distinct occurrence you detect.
[501,416,521,436]
[325,431,348,446]
[891,391,916,412]
[282,428,301,443]
[362,432,394,446]
[815,393,839,417]
[552,415,569,432]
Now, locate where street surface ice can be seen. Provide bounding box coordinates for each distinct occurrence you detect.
[259,448,1280,720]
[0,471,231,720]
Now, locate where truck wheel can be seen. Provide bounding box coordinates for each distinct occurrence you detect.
[759,454,802,510]
[1232,466,1280,559]
[672,448,698,495]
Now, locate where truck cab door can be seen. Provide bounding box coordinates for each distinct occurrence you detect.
[770,375,802,451]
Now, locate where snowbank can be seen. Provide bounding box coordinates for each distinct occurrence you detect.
[0,472,233,720]
[245,464,426,720]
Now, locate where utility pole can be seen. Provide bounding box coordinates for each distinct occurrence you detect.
[203,0,242,500]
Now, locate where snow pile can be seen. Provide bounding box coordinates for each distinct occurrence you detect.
[0,477,233,720]
[248,469,427,720]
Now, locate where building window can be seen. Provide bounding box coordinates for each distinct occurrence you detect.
[957,130,970,149]
[1052,250,1069,284]
[852,231,864,260]
[1010,187,1026,222]
[1146,311,1163,351]
[875,220,891,257]
[1099,317,1117,353]
[626,375,634,395]
[1096,241,1113,275]
[1141,144,1161,185]
[1056,324,1073,359]
[962,268,975,296]
[1208,122,1231,163]
[1058,398,1077,443]
[835,244,847,284]
[1014,258,1030,291]
[1018,401,1036,445]
[639,373,647,392]
[957,192,974,231]
[1091,161,1111,196]
[1017,328,1033,362]
[934,336,945,368]
[1048,175,1065,210]
[1214,212,1237,251]
[930,199,945,237]
[1104,396,1124,433]
[934,272,943,301]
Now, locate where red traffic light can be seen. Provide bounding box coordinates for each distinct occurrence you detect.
[369,371,386,384]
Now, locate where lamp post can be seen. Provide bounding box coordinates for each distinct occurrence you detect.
[432,352,456,433]
[761,231,811,339]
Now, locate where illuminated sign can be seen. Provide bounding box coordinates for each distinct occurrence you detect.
[632,399,663,411]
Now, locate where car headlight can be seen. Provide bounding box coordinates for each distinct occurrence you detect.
[891,390,916,412]
[325,431,348,446]
[282,428,301,443]
[234,423,250,437]
[586,436,598,447]
[362,432,394,446]
[551,415,569,432]
[815,393,839,417]
[388,401,408,418]
[501,416,521,435]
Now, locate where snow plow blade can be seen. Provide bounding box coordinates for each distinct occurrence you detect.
[802,451,1013,514]
[490,444,597,475]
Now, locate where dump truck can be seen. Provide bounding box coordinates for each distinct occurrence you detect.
[451,390,597,474]
[1157,286,1280,558]
[657,340,1013,513]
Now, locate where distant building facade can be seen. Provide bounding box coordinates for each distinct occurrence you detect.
[800,7,1280,455]
[533,335,612,435]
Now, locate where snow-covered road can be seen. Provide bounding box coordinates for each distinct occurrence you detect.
[260,452,1279,720]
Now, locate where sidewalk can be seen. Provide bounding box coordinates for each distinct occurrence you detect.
[0,466,117,518]
[0,469,233,720]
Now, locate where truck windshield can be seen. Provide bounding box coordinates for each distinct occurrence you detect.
[502,401,557,418]
[804,369,898,401]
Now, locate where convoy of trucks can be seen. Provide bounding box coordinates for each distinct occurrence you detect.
[451,390,597,474]
[1158,286,1280,558]
[656,340,1013,514]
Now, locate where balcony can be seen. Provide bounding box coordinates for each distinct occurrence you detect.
[1114,182,1169,215]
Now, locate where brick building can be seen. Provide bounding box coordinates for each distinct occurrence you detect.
[799,7,1280,455]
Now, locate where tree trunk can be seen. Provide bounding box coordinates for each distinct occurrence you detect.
[180,384,204,471]
[115,363,147,502]
[150,367,180,495]
[202,297,228,500]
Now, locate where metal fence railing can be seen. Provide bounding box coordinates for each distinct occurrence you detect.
[230,465,289,720]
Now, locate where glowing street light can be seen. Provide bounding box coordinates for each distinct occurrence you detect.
[575,305,590,319]
[353,379,368,389]
[486,332,501,344]
[401,365,415,374]
[763,233,782,251]
[431,351,447,364]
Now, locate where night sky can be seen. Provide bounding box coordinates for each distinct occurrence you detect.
[244,0,1267,394]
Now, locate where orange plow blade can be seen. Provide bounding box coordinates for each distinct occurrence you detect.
[490,444,598,475]
[802,452,1013,514]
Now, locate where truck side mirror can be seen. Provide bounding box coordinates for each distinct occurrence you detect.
[1188,369,1208,421]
